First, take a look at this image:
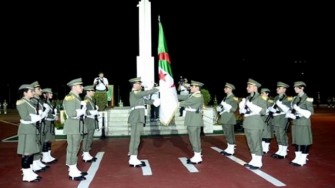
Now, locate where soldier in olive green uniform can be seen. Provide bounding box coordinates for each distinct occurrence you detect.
[217,82,238,156]
[286,81,314,166]
[260,88,274,154]
[63,78,87,181]
[17,84,42,182]
[30,81,50,171]
[269,82,291,159]
[82,85,99,162]
[239,79,267,169]
[178,80,204,164]
[41,88,57,164]
[128,77,159,167]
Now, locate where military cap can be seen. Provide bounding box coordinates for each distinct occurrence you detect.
[261,88,270,93]
[294,81,306,87]
[18,84,34,91]
[190,80,204,87]
[31,81,40,88]
[225,82,235,90]
[277,81,289,88]
[247,78,261,87]
[42,88,52,93]
[84,85,95,91]
[67,78,83,87]
[129,77,142,83]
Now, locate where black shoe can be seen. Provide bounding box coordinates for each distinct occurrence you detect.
[220,151,233,156]
[81,171,88,176]
[129,161,146,167]
[69,176,86,181]
[186,159,202,164]
[248,165,261,170]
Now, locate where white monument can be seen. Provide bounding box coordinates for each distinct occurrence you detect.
[137,0,154,89]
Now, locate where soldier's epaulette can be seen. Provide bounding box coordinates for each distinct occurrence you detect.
[84,99,89,103]
[233,97,238,101]
[193,93,202,98]
[65,95,74,101]
[261,96,268,100]
[307,97,314,102]
[134,90,140,94]
[287,96,293,101]
[268,99,274,104]
[16,99,25,105]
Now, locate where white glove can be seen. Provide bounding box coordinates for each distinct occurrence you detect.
[276,100,289,113]
[89,110,99,116]
[38,110,43,115]
[54,109,58,115]
[239,108,247,114]
[41,110,49,119]
[285,112,296,119]
[30,114,42,123]
[293,104,311,118]
[216,106,222,112]
[220,101,227,106]
[43,103,51,111]
[246,100,262,114]
[239,98,246,110]
[95,105,99,111]
[76,109,86,118]
[222,103,232,112]
[268,106,277,113]
[153,99,161,107]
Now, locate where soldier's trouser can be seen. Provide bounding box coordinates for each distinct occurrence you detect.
[66,134,82,165]
[82,129,95,152]
[187,126,202,153]
[244,128,263,156]
[274,124,288,146]
[262,123,273,139]
[129,123,144,155]
[222,124,235,144]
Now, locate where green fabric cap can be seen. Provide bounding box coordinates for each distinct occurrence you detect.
[31,81,40,88]
[67,78,83,87]
[18,84,34,91]
[261,88,270,93]
[190,80,204,87]
[84,85,95,91]
[294,81,306,87]
[129,77,142,83]
[42,88,52,93]
[247,78,261,87]
[277,81,289,88]
[225,82,235,90]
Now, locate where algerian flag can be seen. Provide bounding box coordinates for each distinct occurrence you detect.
[158,20,178,126]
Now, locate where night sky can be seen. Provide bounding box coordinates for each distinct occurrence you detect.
[1,1,333,107]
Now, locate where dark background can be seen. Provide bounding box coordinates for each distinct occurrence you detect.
[1,1,333,107]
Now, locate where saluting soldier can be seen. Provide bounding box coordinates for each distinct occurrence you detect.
[82,85,99,162]
[30,81,50,172]
[63,78,87,181]
[239,79,267,170]
[41,88,57,164]
[260,88,274,154]
[217,82,238,156]
[17,84,42,182]
[128,77,159,167]
[178,80,204,164]
[286,81,314,166]
[270,82,291,159]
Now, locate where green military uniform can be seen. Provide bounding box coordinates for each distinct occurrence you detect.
[241,79,267,162]
[42,88,56,143]
[128,77,158,155]
[17,94,40,155]
[82,85,98,154]
[261,88,274,140]
[178,81,204,154]
[290,81,314,166]
[217,83,238,146]
[63,78,87,165]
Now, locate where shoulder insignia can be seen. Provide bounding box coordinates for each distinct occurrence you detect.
[193,93,202,98]
[307,97,314,102]
[16,99,25,105]
[84,99,89,103]
[261,96,268,100]
[233,97,238,101]
[65,95,74,101]
[134,90,140,94]
[287,96,293,101]
[268,99,274,103]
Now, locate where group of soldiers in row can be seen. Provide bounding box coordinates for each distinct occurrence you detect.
[16,79,100,182]
[215,79,313,170]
